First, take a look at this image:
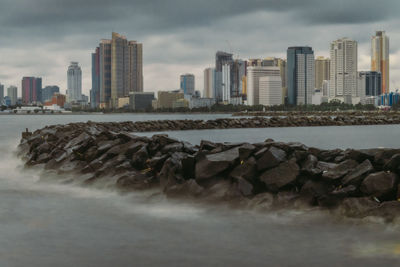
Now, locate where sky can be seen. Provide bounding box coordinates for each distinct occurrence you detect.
[1,0,400,96]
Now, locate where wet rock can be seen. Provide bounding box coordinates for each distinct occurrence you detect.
[235,177,254,197]
[238,143,256,160]
[195,147,240,183]
[164,179,204,198]
[229,157,257,183]
[360,171,398,199]
[330,185,358,198]
[341,159,374,186]
[131,145,149,169]
[248,193,274,210]
[383,154,400,173]
[301,154,322,176]
[199,140,218,151]
[339,197,380,218]
[367,201,400,222]
[116,171,154,190]
[161,142,184,153]
[259,160,299,192]
[204,180,242,202]
[322,159,358,181]
[256,146,287,171]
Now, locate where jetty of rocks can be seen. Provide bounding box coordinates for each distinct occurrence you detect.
[18,120,400,222]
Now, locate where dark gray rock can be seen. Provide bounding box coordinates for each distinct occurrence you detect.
[248,193,274,210]
[195,147,240,183]
[238,143,256,160]
[259,160,299,192]
[256,146,287,171]
[367,201,400,222]
[384,154,400,173]
[360,171,398,199]
[330,185,358,198]
[229,157,257,183]
[132,145,149,169]
[301,154,322,176]
[164,179,204,198]
[235,177,254,197]
[342,159,374,186]
[322,159,358,181]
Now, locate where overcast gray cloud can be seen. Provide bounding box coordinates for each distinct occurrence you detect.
[0,0,399,95]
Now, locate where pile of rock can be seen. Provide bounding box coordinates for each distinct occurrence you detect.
[18,121,400,221]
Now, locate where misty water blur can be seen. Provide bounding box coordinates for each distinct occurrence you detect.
[1,114,400,266]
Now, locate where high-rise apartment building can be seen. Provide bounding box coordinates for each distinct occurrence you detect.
[94,33,143,108]
[247,66,281,106]
[128,41,143,93]
[315,56,330,90]
[287,47,315,105]
[180,74,195,95]
[42,86,60,103]
[67,62,82,103]
[7,86,18,106]
[204,68,216,98]
[259,76,283,106]
[372,31,389,93]
[329,38,358,104]
[22,77,42,104]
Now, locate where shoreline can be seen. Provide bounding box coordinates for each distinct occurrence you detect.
[18,121,400,222]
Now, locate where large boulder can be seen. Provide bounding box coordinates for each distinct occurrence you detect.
[256,146,287,171]
[195,147,240,184]
[164,179,204,198]
[259,160,299,192]
[322,159,358,181]
[341,159,374,186]
[229,157,257,183]
[301,154,322,176]
[384,154,400,174]
[360,171,398,199]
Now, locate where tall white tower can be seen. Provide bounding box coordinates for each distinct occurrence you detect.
[329,38,358,104]
[67,62,82,103]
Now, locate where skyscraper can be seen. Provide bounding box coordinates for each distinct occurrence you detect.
[329,38,358,104]
[95,33,143,108]
[22,77,42,104]
[358,71,382,97]
[99,39,112,107]
[67,62,82,103]
[7,86,18,106]
[128,41,143,93]
[247,66,281,106]
[180,74,195,95]
[91,47,101,108]
[315,56,330,90]
[204,68,216,98]
[0,83,4,105]
[215,51,233,101]
[287,47,315,105]
[372,31,389,94]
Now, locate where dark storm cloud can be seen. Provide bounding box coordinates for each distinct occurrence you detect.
[1,0,399,33]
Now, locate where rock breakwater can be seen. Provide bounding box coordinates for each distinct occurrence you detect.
[18,121,400,222]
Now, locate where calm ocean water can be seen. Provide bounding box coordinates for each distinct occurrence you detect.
[1,114,400,267]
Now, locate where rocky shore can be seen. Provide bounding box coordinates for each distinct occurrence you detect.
[18,121,400,222]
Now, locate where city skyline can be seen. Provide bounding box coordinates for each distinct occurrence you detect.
[1,0,400,95]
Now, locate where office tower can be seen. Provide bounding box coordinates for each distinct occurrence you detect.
[0,83,3,104]
[322,80,330,97]
[204,68,216,98]
[128,41,143,93]
[67,62,82,103]
[221,65,231,102]
[372,31,389,93]
[315,56,330,89]
[180,74,195,95]
[99,40,112,107]
[22,77,42,104]
[287,47,315,105]
[247,66,281,106]
[215,51,233,101]
[232,59,246,99]
[95,33,143,108]
[259,76,283,106]
[91,47,100,108]
[329,38,358,104]
[7,86,18,106]
[358,71,382,96]
[42,86,60,103]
